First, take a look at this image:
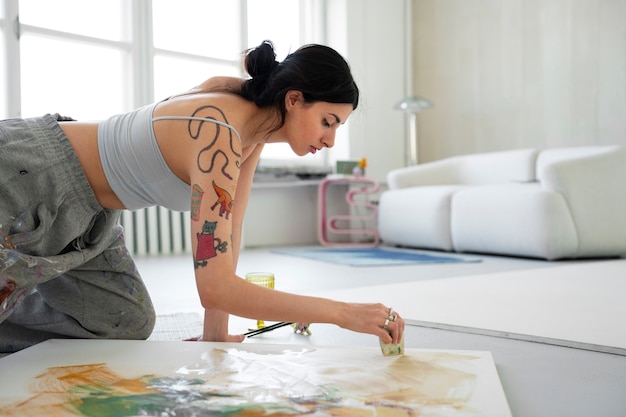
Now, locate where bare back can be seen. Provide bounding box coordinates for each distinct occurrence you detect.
[62,92,264,211]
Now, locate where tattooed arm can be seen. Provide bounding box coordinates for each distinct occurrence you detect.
[181,103,405,345]
[180,103,244,342]
[198,142,263,343]
[198,142,263,342]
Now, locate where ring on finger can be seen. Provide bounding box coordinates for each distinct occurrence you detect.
[383,318,390,329]
[388,314,397,322]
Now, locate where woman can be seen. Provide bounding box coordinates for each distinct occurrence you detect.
[0,41,404,353]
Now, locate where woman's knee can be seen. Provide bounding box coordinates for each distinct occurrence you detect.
[117,301,156,340]
[84,276,156,340]
[35,270,156,340]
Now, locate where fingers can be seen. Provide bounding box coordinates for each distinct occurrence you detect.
[356,304,402,343]
[184,334,245,343]
[379,306,404,344]
[228,334,246,343]
[392,314,405,344]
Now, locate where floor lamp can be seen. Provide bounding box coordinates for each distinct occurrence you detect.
[394,96,433,166]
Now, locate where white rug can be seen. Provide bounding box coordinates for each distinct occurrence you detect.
[314,259,626,355]
[148,313,203,341]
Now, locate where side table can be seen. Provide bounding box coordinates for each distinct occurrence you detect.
[318,176,381,246]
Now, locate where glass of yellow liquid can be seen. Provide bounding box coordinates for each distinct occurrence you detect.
[245,272,275,329]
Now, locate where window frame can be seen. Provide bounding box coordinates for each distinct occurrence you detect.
[0,0,342,169]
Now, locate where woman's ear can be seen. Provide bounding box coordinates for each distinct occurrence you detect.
[285,90,304,109]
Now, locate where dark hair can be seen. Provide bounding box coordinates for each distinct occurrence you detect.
[238,40,359,133]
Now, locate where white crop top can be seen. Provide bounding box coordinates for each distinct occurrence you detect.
[97,103,241,212]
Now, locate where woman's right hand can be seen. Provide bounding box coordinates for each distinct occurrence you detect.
[341,302,405,344]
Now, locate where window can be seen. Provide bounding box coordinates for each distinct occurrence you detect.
[20,35,126,120]
[151,0,242,101]
[19,0,124,41]
[247,0,301,60]
[15,0,128,119]
[153,0,241,60]
[1,0,343,168]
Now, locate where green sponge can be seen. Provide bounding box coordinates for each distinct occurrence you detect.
[379,334,404,356]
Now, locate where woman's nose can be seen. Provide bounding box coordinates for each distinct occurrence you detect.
[322,132,336,149]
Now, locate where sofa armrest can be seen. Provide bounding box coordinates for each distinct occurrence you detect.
[538,146,626,257]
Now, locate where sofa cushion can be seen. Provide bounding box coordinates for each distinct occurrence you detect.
[450,184,578,259]
[378,186,466,251]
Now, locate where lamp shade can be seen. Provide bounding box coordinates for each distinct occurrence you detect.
[393,96,434,113]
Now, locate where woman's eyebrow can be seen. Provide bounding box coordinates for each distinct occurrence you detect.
[330,113,342,124]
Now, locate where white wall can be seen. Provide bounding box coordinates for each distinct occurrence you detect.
[413,0,626,162]
[243,182,320,247]
[327,0,626,171]
[326,0,408,183]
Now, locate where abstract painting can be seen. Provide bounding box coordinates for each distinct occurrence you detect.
[0,339,512,416]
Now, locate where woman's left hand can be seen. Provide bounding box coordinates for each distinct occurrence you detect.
[184,333,245,343]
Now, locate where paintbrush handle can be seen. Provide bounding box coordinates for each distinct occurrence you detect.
[244,322,292,338]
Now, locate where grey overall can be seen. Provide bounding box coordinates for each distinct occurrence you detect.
[0,114,155,354]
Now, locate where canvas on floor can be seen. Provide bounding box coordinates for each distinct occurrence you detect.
[0,339,512,417]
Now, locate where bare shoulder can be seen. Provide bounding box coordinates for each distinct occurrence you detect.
[154,92,249,124]
[153,94,244,186]
[194,76,244,92]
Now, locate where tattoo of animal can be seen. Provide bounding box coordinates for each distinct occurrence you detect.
[210,181,233,220]
[187,105,241,180]
[194,220,228,269]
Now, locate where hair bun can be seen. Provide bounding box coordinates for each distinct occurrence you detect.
[245,40,279,79]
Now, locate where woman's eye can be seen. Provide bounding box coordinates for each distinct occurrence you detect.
[323,119,331,127]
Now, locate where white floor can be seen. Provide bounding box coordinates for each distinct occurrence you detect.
[135,246,626,353]
[137,245,558,317]
[314,258,626,354]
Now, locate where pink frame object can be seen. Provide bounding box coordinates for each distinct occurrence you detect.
[318,177,381,246]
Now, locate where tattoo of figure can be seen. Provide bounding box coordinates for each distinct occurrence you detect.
[190,184,204,221]
[194,220,228,269]
[210,181,233,220]
[187,106,241,180]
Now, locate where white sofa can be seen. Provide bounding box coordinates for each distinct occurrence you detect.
[378,146,626,260]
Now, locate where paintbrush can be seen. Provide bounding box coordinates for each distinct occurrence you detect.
[244,322,293,338]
